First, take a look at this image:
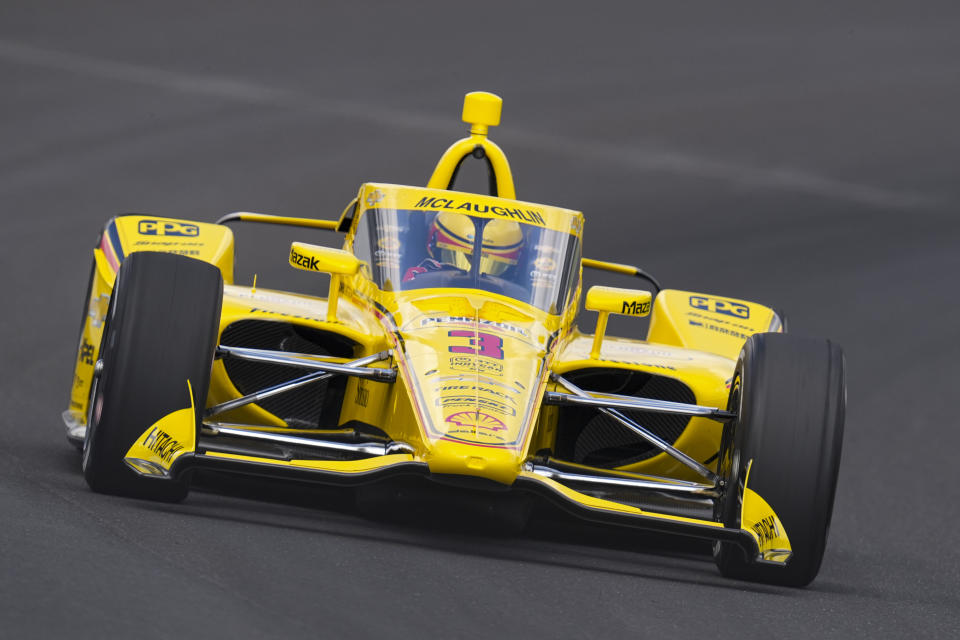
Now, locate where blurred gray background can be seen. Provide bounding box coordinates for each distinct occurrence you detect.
[1,1,958,637]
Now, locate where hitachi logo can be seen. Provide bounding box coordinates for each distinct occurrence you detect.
[142,427,185,464]
[414,196,545,226]
[290,248,320,270]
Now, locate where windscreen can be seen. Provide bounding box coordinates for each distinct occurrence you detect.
[352,208,581,314]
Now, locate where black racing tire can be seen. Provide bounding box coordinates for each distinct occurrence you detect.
[714,332,845,587]
[82,252,223,502]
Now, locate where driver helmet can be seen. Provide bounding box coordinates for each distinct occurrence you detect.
[429,212,523,276]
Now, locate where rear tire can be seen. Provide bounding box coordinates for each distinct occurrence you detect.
[82,252,223,502]
[714,332,845,587]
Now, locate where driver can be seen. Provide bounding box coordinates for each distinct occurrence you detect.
[403,212,523,281]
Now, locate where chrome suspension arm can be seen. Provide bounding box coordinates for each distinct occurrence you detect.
[552,374,719,484]
[205,351,391,418]
[202,422,414,456]
[544,389,734,420]
[217,345,396,381]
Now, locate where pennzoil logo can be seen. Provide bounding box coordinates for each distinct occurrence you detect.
[138,220,200,237]
[689,295,750,319]
[142,427,184,464]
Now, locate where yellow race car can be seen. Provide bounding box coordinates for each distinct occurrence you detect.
[65,92,845,587]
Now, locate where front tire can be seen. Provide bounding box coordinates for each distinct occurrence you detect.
[714,332,845,587]
[82,252,223,501]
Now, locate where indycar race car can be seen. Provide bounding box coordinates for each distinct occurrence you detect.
[64,92,845,587]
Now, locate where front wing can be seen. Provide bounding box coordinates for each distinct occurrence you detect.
[122,404,788,566]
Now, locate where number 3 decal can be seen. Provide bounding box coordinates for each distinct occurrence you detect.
[448,330,505,360]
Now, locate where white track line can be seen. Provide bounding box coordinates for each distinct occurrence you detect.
[0,39,938,210]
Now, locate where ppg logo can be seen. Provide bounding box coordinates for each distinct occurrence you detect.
[138,220,200,237]
[689,295,750,319]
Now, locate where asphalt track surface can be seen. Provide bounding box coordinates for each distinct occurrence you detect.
[2,2,959,637]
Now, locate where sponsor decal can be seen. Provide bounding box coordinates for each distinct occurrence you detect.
[448,330,504,360]
[131,239,203,257]
[603,343,689,360]
[436,375,519,393]
[79,338,95,366]
[420,316,529,338]
[533,256,556,272]
[689,295,750,319]
[132,240,203,247]
[439,384,517,404]
[689,320,750,341]
[445,411,507,433]
[413,196,546,226]
[290,247,320,271]
[249,307,326,323]
[355,381,369,408]
[595,356,676,370]
[377,236,400,250]
[374,247,400,267]
[438,396,517,417]
[621,299,650,315]
[687,310,754,332]
[137,220,200,237]
[88,293,110,329]
[449,355,504,375]
[141,427,185,464]
[529,269,558,287]
[752,515,781,543]
[231,288,321,308]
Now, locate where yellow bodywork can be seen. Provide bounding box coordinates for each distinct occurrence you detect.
[648,290,782,361]
[67,92,792,564]
[741,462,792,561]
[66,215,234,434]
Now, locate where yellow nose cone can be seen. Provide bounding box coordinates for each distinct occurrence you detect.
[427,439,521,485]
[462,91,502,133]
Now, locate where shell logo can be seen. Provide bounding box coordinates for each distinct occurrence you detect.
[445,411,507,432]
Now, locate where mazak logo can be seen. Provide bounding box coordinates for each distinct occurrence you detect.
[689,295,750,319]
[138,220,200,237]
[290,248,320,270]
[621,299,650,315]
